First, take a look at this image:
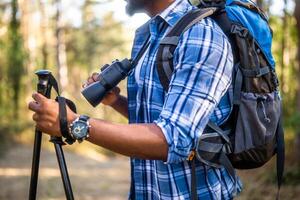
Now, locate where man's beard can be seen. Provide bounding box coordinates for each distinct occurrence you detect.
[125,0,149,16]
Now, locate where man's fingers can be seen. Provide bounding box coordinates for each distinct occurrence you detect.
[32,93,47,103]
[82,72,99,88]
[32,113,39,121]
[112,87,120,94]
[82,81,88,88]
[87,77,94,84]
[28,101,41,113]
[91,73,99,81]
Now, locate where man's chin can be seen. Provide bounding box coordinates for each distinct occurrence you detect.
[126,5,143,16]
[126,5,135,16]
[125,0,147,16]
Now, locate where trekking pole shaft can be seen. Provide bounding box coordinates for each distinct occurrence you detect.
[28,129,42,200]
[53,140,74,200]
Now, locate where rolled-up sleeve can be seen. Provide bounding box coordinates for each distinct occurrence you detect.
[154,20,234,164]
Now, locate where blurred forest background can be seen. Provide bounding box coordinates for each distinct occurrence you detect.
[0,0,300,199]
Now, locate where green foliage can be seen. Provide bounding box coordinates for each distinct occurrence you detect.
[270,15,299,127]
[66,11,128,73]
[0,2,7,122]
[287,112,300,132]
[283,166,300,185]
[189,0,200,6]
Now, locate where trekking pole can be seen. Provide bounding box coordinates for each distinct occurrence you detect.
[29,70,74,200]
[28,70,53,200]
[50,137,74,200]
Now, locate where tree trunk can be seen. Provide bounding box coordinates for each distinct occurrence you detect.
[38,0,48,69]
[55,0,68,91]
[7,0,24,119]
[294,0,300,166]
[280,0,288,93]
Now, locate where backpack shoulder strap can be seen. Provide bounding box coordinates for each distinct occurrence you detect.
[157,7,217,91]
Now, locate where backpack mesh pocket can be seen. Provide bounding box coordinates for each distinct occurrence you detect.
[230,91,281,169]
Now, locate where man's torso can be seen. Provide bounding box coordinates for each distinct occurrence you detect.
[127,0,242,199]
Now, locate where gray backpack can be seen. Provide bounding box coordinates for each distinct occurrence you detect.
[156,1,284,199]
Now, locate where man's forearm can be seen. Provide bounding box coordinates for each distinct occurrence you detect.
[111,95,128,118]
[87,118,168,161]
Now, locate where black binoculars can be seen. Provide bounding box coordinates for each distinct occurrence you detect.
[81,58,133,107]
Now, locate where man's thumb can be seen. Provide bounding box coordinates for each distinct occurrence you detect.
[32,92,47,103]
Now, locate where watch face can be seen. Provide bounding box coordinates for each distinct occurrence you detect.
[71,121,89,139]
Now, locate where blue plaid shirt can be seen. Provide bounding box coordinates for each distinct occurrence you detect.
[127,0,242,199]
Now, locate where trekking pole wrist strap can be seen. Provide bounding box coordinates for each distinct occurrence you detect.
[56,96,77,145]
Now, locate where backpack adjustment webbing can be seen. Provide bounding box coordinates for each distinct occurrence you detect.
[207,121,231,144]
[193,125,237,200]
[189,154,237,200]
[240,66,270,78]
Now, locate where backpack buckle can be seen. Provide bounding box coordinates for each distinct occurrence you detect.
[188,150,196,161]
[231,24,249,38]
[253,68,263,78]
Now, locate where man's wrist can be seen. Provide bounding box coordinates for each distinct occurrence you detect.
[68,113,80,127]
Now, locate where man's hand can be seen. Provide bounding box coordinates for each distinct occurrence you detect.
[28,93,78,137]
[83,72,121,107]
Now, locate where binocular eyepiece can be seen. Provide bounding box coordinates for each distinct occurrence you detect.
[81,58,133,107]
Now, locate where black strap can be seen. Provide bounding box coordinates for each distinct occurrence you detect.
[56,97,76,145]
[131,35,151,68]
[65,99,77,114]
[211,10,232,36]
[233,65,243,105]
[276,113,285,200]
[219,152,237,195]
[191,158,197,200]
[46,73,78,145]
[198,0,226,9]
[207,121,230,143]
[57,97,68,139]
[190,152,237,200]
[157,7,217,91]
[240,66,270,78]
[49,74,60,96]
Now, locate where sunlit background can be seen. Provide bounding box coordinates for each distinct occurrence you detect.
[0,0,300,199]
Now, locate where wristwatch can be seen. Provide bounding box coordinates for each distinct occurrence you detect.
[69,115,90,143]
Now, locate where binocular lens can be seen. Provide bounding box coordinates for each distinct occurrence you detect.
[81,82,107,107]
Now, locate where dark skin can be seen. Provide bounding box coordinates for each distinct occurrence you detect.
[29,0,175,161]
[126,0,175,17]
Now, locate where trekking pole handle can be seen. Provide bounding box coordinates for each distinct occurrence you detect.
[35,70,52,98]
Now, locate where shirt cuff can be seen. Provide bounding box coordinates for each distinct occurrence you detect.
[154,117,192,164]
